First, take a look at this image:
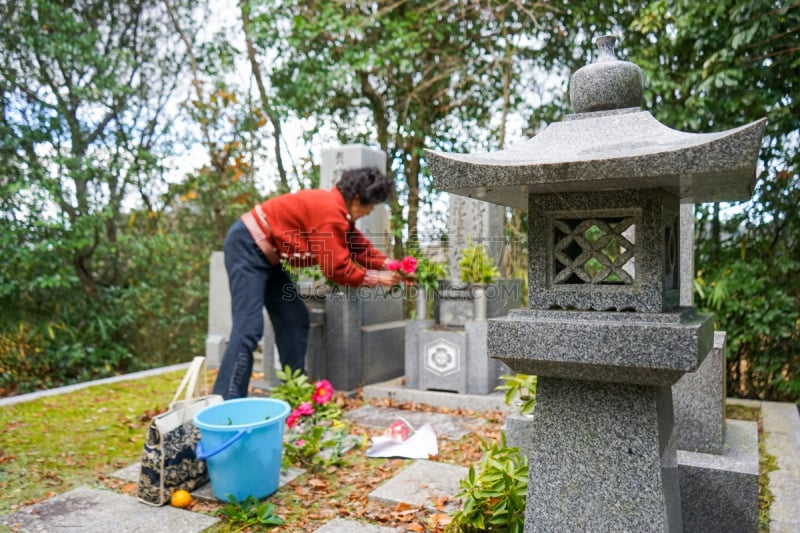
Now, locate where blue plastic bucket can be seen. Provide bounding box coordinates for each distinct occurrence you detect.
[194,398,290,501]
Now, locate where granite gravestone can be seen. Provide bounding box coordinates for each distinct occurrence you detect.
[427,34,765,533]
[670,208,759,533]
[404,196,518,395]
[320,144,391,255]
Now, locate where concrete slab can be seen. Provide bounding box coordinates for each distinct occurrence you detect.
[345,404,487,440]
[313,518,401,532]
[0,486,218,533]
[191,466,305,502]
[677,419,759,533]
[761,401,800,533]
[368,460,467,511]
[363,377,509,412]
[111,462,305,502]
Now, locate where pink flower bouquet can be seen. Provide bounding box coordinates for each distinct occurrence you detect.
[387,255,418,278]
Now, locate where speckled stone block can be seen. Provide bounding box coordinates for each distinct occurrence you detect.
[489,308,713,386]
[369,460,468,511]
[677,419,759,533]
[523,378,681,532]
[528,189,680,313]
[679,204,695,306]
[410,321,505,394]
[504,412,536,451]
[0,486,219,533]
[320,144,391,255]
[673,331,727,454]
[313,286,405,390]
[434,280,523,328]
[404,319,435,390]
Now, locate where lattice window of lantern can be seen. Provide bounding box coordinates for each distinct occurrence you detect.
[553,217,636,285]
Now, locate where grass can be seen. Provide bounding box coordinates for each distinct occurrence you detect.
[0,369,195,515]
[0,373,780,532]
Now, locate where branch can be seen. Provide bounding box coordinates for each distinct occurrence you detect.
[240,0,291,191]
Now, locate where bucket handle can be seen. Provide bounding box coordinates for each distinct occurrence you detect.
[195,429,248,460]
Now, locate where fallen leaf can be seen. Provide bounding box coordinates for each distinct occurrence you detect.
[308,478,328,490]
[395,502,413,512]
[430,513,453,526]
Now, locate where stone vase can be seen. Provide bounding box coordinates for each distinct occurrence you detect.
[415,285,428,320]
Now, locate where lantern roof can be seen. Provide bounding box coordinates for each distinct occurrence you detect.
[427,36,766,210]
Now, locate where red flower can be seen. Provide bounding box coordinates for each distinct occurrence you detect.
[400,256,418,274]
[297,401,315,416]
[312,379,334,405]
[387,259,401,271]
[286,410,301,428]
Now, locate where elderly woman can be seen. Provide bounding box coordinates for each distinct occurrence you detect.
[213,167,402,400]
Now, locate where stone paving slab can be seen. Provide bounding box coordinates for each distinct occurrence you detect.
[111,462,305,502]
[363,377,509,412]
[312,518,402,532]
[761,401,800,533]
[345,404,487,440]
[0,486,219,533]
[368,460,468,512]
[191,467,305,502]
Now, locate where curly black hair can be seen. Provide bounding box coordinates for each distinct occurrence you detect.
[335,167,394,205]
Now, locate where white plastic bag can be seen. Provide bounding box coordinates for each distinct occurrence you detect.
[365,417,438,459]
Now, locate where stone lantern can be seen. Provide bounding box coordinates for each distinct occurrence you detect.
[426,35,765,532]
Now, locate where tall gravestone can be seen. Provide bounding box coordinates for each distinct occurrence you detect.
[671,209,759,532]
[446,195,505,279]
[321,144,391,255]
[427,35,765,532]
[206,251,279,388]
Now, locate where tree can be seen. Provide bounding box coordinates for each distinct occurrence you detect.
[0,0,199,388]
[245,0,557,255]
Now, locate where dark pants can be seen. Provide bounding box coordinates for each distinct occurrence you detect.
[212,220,309,400]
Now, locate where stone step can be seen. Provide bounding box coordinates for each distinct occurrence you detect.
[0,486,219,533]
[345,404,488,440]
[368,459,468,512]
[312,518,402,532]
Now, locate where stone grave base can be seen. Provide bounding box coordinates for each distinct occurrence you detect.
[404,319,507,395]
[677,418,759,533]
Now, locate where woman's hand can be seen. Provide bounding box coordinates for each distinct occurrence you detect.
[375,270,404,287]
[365,269,407,287]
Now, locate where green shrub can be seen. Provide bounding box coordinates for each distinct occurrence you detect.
[447,433,528,533]
[496,373,537,415]
[459,241,500,284]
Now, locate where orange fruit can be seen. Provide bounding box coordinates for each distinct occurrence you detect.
[170,489,192,508]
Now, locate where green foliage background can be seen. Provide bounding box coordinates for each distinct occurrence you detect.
[1,0,797,402]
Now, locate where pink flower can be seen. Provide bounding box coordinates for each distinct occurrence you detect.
[286,410,301,428]
[400,256,418,274]
[312,379,334,405]
[297,401,315,416]
[387,259,401,271]
[295,439,305,447]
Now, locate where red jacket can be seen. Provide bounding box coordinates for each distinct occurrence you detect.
[242,187,387,286]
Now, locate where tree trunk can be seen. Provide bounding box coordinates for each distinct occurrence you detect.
[240,0,290,192]
[406,140,421,249]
